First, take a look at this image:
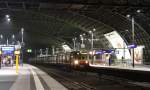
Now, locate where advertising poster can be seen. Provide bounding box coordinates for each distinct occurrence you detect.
[133,46,144,64]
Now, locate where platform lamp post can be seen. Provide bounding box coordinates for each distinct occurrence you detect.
[0,35,3,69]
[131,17,135,68]
[127,15,135,68]
[12,34,15,45]
[72,37,77,51]
[0,51,1,69]
[89,28,96,64]
[0,35,3,39]
[21,28,24,44]
[80,34,86,49]
[0,34,3,43]
[80,35,84,45]
[21,28,25,66]
[12,34,15,38]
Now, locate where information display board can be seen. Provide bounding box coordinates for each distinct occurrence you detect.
[1,46,15,54]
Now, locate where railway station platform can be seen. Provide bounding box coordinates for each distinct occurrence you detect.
[89,64,150,83]
[0,64,68,90]
[90,64,150,72]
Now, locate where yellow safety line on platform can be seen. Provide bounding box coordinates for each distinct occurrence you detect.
[16,55,19,74]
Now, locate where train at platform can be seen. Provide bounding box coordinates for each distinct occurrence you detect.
[30,51,90,70]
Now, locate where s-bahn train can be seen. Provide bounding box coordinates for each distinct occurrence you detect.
[30,51,90,70]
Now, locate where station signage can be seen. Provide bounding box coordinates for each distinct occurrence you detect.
[128,44,137,48]
[1,46,15,51]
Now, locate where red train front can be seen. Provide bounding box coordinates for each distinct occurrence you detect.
[70,51,89,70]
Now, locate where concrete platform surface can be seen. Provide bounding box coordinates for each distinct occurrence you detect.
[90,64,150,72]
[0,64,68,90]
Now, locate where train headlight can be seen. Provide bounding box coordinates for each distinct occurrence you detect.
[74,60,79,65]
[85,60,88,64]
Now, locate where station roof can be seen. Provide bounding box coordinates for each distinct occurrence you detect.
[0,0,150,50]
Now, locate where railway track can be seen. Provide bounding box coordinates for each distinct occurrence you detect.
[38,66,96,90]
[36,65,149,90]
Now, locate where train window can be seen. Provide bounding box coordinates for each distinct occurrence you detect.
[95,54,102,60]
[79,54,87,60]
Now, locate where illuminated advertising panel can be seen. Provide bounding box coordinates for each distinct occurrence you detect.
[133,46,144,64]
[104,31,131,60]
[1,46,15,54]
[2,46,14,51]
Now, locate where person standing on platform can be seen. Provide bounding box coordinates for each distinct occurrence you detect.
[10,57,14,67]
[3,56,6,67]
[0,57,1,69]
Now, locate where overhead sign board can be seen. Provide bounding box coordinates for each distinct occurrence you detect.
[1,46,15,51]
